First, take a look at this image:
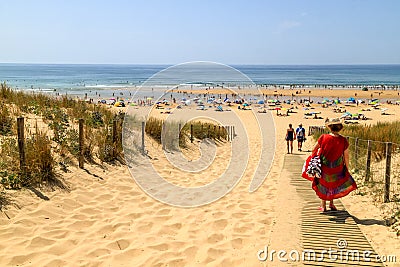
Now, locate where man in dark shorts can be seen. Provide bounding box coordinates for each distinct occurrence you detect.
[296,123,306,151]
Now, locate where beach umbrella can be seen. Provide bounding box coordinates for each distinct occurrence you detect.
[147,97,153,100]
[340,112,352,118]
[258,100,265,104]
[243,103,249,107]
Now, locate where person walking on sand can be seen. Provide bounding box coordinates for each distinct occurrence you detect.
[296,123,306,151]
[285,124,296,154]
[302,118,357,212]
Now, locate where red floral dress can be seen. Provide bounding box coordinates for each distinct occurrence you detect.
[302,134,357,200]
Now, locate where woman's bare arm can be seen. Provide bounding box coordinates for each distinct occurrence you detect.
[344,148,350,168]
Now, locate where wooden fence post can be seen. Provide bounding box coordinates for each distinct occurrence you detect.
[365,140,372,182]
[78,119,84,169]
[141,121,145,155]
[162,122,166,150]
[17,117,26,176]
[112,119,117,159]
[190,124,194,143]
[354,137,359,169]
[384,142,392,203]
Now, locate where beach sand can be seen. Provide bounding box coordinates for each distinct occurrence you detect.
[0,89,400,266]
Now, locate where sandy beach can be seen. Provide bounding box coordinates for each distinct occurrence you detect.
[1,88,400,266]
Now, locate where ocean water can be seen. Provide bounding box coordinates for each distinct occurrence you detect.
[0,64,399,98]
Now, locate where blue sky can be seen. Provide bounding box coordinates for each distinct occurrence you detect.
[0,0,399,64]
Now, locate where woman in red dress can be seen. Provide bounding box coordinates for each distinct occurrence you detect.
[302,118,357,212]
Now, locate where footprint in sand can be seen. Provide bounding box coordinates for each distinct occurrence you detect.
[136,222,154,232]
[239,203,252,209]
[107,239,130,250]
[206,248,224,259]
[233,226,249,234]
[87,248,111,258]
[156,208,171,215]
[207,233,225,243]
[42,229,69,239]
[14,218,37,227]
[167,222,182,230]
[68,219,96,230]
[42,259,68,266]
[211,211,224,218]
[28,236,56,248]
[232,212,246,219]
[148,243,169,251]
[231,237,243,249]
[182,246,198,258]
[9,253,41,266]
[213,219,228,230]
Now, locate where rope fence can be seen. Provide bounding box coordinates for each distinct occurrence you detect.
[1,117,235,174]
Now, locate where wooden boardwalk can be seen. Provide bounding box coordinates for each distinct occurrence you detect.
[284,154,384,267]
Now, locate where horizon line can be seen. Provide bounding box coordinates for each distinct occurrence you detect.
[1,62,400,66]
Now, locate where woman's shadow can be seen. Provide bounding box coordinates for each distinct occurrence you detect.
[324,210,386,226]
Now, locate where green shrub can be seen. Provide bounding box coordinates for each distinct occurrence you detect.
[0,103,13,135]
[0,172,21,190]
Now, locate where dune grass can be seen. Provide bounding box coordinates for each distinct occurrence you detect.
[312,121,400,144]
[145,117,228,150]
[312,121,400,161]
[0,82,126,189]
